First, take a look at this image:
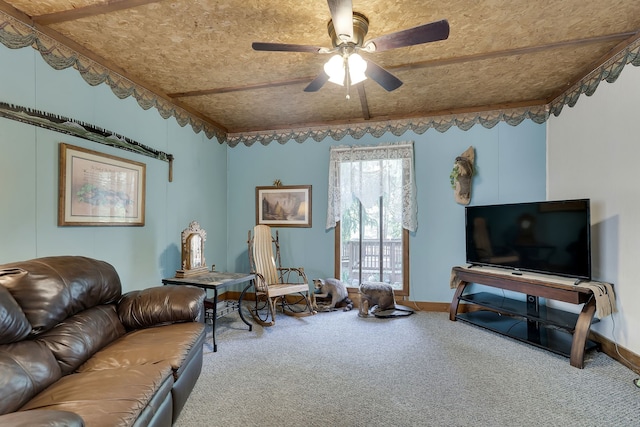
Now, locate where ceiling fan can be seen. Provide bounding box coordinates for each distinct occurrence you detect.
[252,0,450,98]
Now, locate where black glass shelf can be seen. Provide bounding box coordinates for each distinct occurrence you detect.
[456,310,599,358]
[458,292,598,332]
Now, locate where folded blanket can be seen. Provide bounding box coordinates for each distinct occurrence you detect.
[450,268,463,289]
[575,281,617,319]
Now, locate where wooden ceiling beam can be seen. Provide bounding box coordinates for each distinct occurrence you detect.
[32,0,164,25]
[167,77,314,98]
[227,99,550,135]
[171,31,638,99]
[393,31,639,74]
[546,30,640,104]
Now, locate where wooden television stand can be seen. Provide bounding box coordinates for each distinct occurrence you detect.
[449,266,598,368]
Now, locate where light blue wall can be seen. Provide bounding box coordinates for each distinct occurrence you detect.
[0,41,546,302]
[0,44,228,293]
[227,121,546,303]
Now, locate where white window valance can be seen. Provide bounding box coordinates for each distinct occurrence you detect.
[326,141,417,232]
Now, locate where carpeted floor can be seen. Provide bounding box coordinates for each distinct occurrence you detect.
[175,308,640,427]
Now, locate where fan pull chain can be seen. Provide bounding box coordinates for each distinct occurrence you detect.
[345,55,351,100]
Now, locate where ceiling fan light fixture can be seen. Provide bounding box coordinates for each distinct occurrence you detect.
[324,54,346,85]
[253,4,449,97]
[324,53,367,87]
[348,53,367,84]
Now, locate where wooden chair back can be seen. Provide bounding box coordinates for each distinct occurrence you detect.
[250,224,279,285]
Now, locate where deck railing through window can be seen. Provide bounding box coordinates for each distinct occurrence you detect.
[341,239,402,287]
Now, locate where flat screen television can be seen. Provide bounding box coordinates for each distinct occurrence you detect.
[465,199,591,280]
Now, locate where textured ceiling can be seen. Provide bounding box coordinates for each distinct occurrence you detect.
[0,0,639,145]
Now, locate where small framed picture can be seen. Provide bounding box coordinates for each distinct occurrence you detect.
[256,185,311,228]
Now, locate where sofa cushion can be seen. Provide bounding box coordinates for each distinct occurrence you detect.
[118,285,205,330]
[0,282,31,344]
[0,256,122,336]
[0,341,62,414]
[77,322,205,378]
[37,304,126,375]
[20,363,173,427]
[0,409,84,427]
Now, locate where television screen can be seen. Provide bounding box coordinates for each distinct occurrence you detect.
[465,199,591,280]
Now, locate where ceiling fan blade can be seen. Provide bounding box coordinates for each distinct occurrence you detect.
[304,72,330,92]
[365,19,450,53]
[327,0,353,41]
[365,60,403,92]
[252,42,323,53]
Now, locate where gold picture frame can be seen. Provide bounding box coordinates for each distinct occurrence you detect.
[58,143,146,226]
[256,185,312,228]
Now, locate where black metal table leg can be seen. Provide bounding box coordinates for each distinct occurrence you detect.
[212,288,218,352]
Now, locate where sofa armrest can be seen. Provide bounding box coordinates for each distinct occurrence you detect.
[0,410,84,427]
[118,285,205,330]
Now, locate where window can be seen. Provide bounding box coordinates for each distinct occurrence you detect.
[327,142,417,295]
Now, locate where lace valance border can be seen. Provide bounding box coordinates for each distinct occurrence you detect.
[1,11,639,148]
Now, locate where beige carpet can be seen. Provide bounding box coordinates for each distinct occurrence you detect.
[176,309,640,426]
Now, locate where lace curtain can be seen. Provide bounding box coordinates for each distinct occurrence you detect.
[326,141,417,232]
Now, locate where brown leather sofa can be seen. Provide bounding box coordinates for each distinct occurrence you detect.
[0,256,206,427]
